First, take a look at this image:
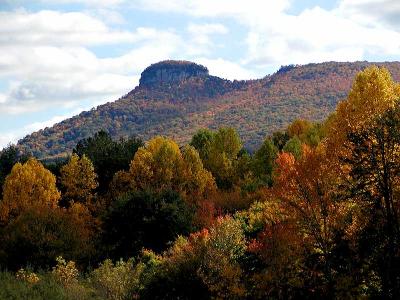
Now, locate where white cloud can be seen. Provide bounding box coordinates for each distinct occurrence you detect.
[0,10,155,46]
[134,0,290,22]
[100,30,184,74]
[0,43,138,114]
[0,10,184,116]
[87,8,126,24]
[243,5,400,68]
[135,0,400,69]
[0,93,6,103]
[24,114,73,132]
[52,0,126,6]
[338,0,400,29]
[186,23,229,56]
[0,133,20,150]
[27,0,128,7]
[195,58,257,80]
[187,23,228,35]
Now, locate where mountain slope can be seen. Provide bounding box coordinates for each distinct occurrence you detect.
[17,60,400,159]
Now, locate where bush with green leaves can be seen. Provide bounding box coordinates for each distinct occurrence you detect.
[90,258,139,300]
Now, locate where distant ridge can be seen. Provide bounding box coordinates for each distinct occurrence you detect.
[17,60,400,159]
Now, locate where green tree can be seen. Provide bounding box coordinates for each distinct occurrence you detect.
[302,123,326,146]
[199,216,246,299]
[129,136,183,192]
[252,138,278,186]
[205,128,243,189]
[141,216,246,300]
[90,258,137,300]
[181,145,216,200]
[283,137,302,159]
[190,128,215,162]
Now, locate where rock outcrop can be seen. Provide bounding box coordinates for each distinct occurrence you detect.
[139,60,209,87]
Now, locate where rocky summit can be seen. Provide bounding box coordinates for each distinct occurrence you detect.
[139,60,209,87]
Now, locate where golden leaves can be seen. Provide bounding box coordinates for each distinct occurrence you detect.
[326,66,400,164]
[0,158,60,224]
[128,136,215,200]
[60,154,98,204]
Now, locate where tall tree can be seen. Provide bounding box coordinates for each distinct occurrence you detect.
[272,131,289,151]
[60,154,98,206]
[326,66,400,162]
[251,138,277,186]
[344,103,400,297]
[274,147,347,293]
[190,128,215,162]
[205,128,243,189]
[0,204,95,270]
[181,145,216,200]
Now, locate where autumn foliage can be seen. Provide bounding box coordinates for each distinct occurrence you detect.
[0,158,60,224]
[2,66,400,299]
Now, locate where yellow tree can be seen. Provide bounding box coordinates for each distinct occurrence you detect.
[129,136,215,200]
[130,136,183,191]
[181,145,215,199]
[0,158,60,224]
[319,66,400,296]
[60,154,98,205]
[326,66,400,163]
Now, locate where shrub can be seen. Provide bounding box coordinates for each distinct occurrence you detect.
[52,256,79,286]
[16,268,40,284]
[90,258,137,300]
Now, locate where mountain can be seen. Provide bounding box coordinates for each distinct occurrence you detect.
[17,60,400,159]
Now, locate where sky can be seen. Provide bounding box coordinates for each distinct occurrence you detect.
[0,0,400,148]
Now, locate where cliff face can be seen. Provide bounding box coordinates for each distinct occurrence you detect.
[139,60,209,87]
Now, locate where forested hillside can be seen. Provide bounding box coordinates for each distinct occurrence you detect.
[17,60,400,159]
[2,66,400,299]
